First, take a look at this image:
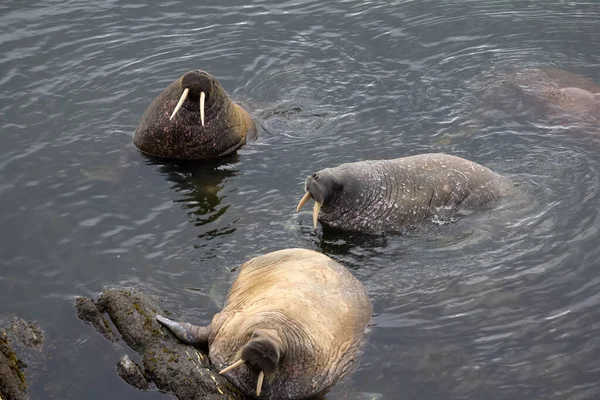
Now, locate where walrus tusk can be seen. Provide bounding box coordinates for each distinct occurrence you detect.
[296,192,311,212]
[313,202,321,230]
[219,359,245,375]
[256,370,264,397]
[200,91,205,127]
[170,88,189,120]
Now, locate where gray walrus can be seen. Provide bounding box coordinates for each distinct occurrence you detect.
[156,248,372,399]
[133,70,256,160]
[296,153,512,234]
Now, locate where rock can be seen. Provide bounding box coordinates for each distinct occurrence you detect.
[116,355,149,390]
[0,330,28,400]
[75,288,243,400]
[75,297,116,342]
[9,318,43,350]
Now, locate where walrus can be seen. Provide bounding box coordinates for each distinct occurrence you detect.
[296,153,512,234]
[133,70,257,160]
[156,248,372,399]
[482,68,600,124]
[520,69,600,120]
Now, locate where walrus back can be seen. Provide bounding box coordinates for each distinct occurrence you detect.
[209,248,371,399]
[225,248,370,335]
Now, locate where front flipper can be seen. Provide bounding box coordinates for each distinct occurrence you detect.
[156,315,209,347]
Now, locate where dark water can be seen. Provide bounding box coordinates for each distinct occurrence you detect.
[1,0,600,398]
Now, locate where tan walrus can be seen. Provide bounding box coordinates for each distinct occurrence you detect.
[133,70,256,160]
[156,248,372,399]
[296,153,513,234]
[519,68,600,120]
[483,68,600,123]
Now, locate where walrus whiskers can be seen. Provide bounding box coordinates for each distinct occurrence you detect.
[200,91,205,127]
[313,202,321,230]
[296,192,311,212]
[256,370,264,396]
[170,88,189,120]
[219,359,245,375]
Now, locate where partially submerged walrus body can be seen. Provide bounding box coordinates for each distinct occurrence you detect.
[133,70,256,160]
[489,68,600,123]
[296,153,512,234]
[520,69,600,120]
[157,248,372,399]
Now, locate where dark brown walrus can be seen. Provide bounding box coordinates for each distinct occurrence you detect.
[296,153,513,234]
[156,248,372,399]
[133,70,256,160]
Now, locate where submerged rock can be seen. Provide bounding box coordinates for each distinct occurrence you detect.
[74,288,243,400]
[9,319,44,351]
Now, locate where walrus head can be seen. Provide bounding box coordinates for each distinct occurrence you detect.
[219,329,284,397]
[557,87,599,108]
[296,166,359,229]
[133,70,256,160]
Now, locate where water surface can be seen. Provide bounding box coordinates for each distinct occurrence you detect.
[1,0,600,399]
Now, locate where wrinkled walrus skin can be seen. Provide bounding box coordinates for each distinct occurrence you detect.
[296,153,513,234]
[133,70,256,160]
[157,248,372,400]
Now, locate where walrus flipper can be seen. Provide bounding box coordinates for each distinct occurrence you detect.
[156,315,209,346]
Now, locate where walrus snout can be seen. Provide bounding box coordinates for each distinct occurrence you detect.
[170,70,217,125]
[305,170,343,205]
[182,70,215,98]
[219,330,283,397]
[296,169,347,229]
[241,333,282,374]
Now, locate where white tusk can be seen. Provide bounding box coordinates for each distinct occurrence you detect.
[296,192,311,212]
[313,202,321,230]
[170,88,189,120]
[256,370,264,397]
[219,359,245,375]
[200,91,205,127]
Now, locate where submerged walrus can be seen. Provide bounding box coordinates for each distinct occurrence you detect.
[296,153,512,234]
[156,248,372,399]
[476,68,600,124]
[518,68,600,121]
[133,70,256,160]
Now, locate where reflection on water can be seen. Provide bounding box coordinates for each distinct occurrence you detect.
[148,155,240,229]
[0,0,600,399]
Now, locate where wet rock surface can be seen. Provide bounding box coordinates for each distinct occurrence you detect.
[0,317,44,400]
[75,288,244,400]
[0,332,27,400]
[116,355,150,390]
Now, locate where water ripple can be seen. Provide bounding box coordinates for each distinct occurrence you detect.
[1,0,600,399]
